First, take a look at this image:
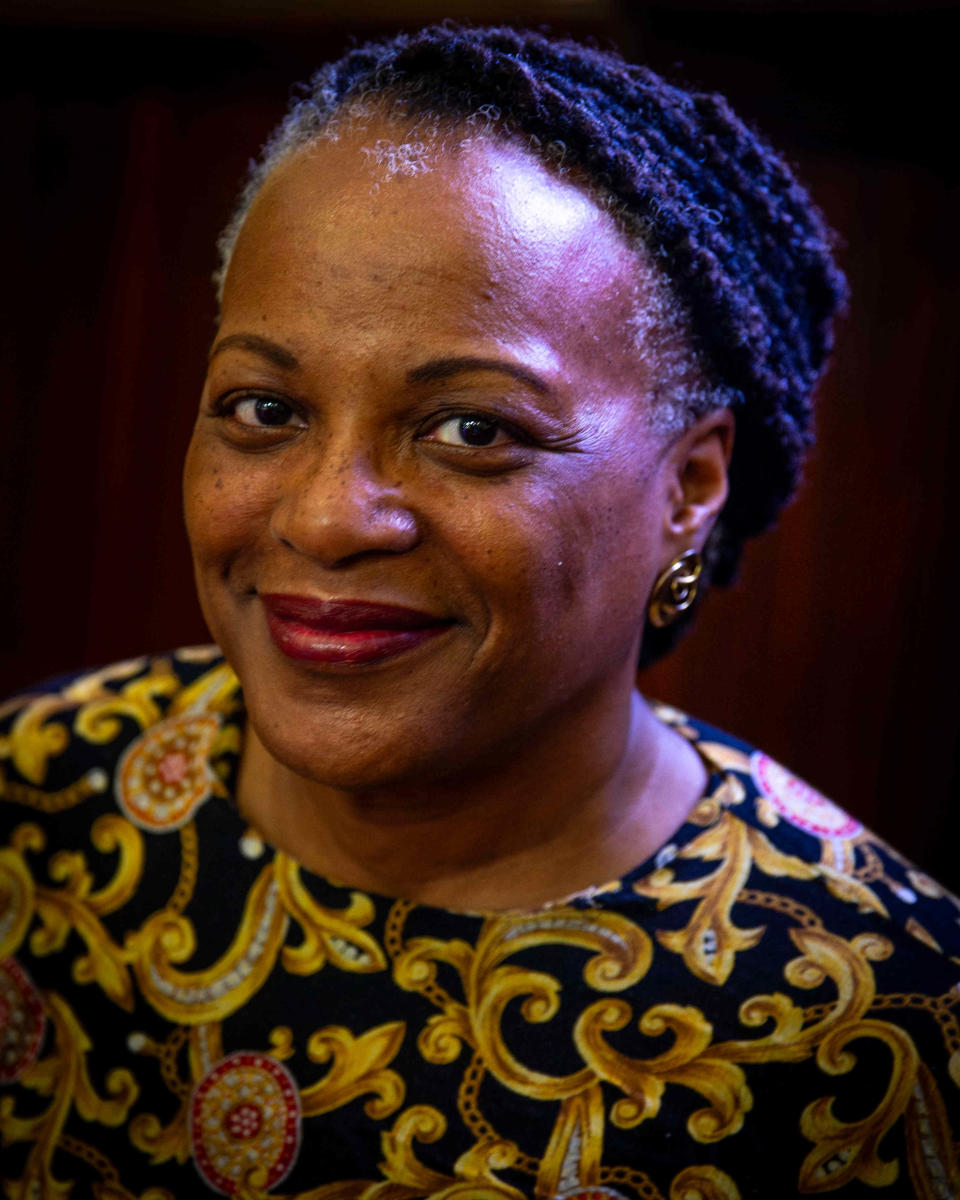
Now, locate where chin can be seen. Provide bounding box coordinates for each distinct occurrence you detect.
[243,675,472,794]
[262,724,456,794]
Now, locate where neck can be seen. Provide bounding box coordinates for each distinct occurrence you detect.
[236,688,706,911]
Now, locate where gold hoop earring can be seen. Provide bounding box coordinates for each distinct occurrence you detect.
[648,550,702,627]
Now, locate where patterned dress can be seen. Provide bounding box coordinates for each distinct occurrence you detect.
[1,648,959,1199]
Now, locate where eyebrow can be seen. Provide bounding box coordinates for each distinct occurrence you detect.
[406,356,550,394]
[207,340,550,395]
[208,333,300,371]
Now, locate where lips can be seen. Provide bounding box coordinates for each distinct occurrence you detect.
[259,594,453,665]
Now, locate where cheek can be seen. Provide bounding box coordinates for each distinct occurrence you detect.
[463,459,657,631]
[555,461,663,624]
[182,435,274,567]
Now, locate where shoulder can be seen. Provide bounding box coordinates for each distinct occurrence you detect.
[0,647,243,830]
[650,702,960,966]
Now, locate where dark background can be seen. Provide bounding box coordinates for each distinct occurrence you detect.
[2,1,957,883]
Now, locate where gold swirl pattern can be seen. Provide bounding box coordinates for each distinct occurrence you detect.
[577,1000,750,1140]
[634,814,818,985]
[275,856,387,975]
[1,698,72,786]
[26,833,136,1010]
[537,1085,606,1195]
[128,863,287,1024]
[300,1022,406,1120]
[74,666,181,749]
[799,1019,918,1190]
[380,1105,452,1192]
[667,1166,741,1200]
[1,990,139,1200]
[128,1096,192,1170]
[904,1063,960,1199]
[0,843,35,959]
[2,653,960,1197]
[456,910,651,1102]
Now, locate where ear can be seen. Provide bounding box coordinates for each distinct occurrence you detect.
[661,408,734,549]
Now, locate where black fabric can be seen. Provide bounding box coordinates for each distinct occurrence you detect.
[1,650,958,1198]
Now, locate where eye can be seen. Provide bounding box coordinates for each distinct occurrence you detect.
[426,414,513,448]
[232,396,306,429]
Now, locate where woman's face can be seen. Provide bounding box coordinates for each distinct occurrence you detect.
[184,120,701,790]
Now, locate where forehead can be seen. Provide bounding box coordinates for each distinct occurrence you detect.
[220,119,650,393]
[238,119,635,267]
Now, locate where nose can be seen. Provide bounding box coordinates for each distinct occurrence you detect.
[269,443,420,567]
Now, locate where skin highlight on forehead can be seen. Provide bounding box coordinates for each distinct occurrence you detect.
[219,104,725,441]
[227,122,647,398]
[220,111,710,441]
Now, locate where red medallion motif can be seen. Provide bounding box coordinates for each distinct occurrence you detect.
[751,752,862,839]
[0,958,46,1083]
[190,1051,301,1195]
[116,713,220,831]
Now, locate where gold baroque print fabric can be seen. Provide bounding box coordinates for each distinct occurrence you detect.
[1,651,960,1199]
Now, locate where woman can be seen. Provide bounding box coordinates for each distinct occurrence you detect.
[2,24,957,1200]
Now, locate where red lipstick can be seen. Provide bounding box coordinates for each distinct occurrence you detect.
[260,594,453,665]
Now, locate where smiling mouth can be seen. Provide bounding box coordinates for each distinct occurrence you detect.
[259,594,454,666]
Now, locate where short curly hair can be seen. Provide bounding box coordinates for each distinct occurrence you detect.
[216,23,847,667]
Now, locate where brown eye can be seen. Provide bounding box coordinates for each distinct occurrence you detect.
[233,397,305,428]
[429,415,510,448]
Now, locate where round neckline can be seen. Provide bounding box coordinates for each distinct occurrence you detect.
[212,684,733,921]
